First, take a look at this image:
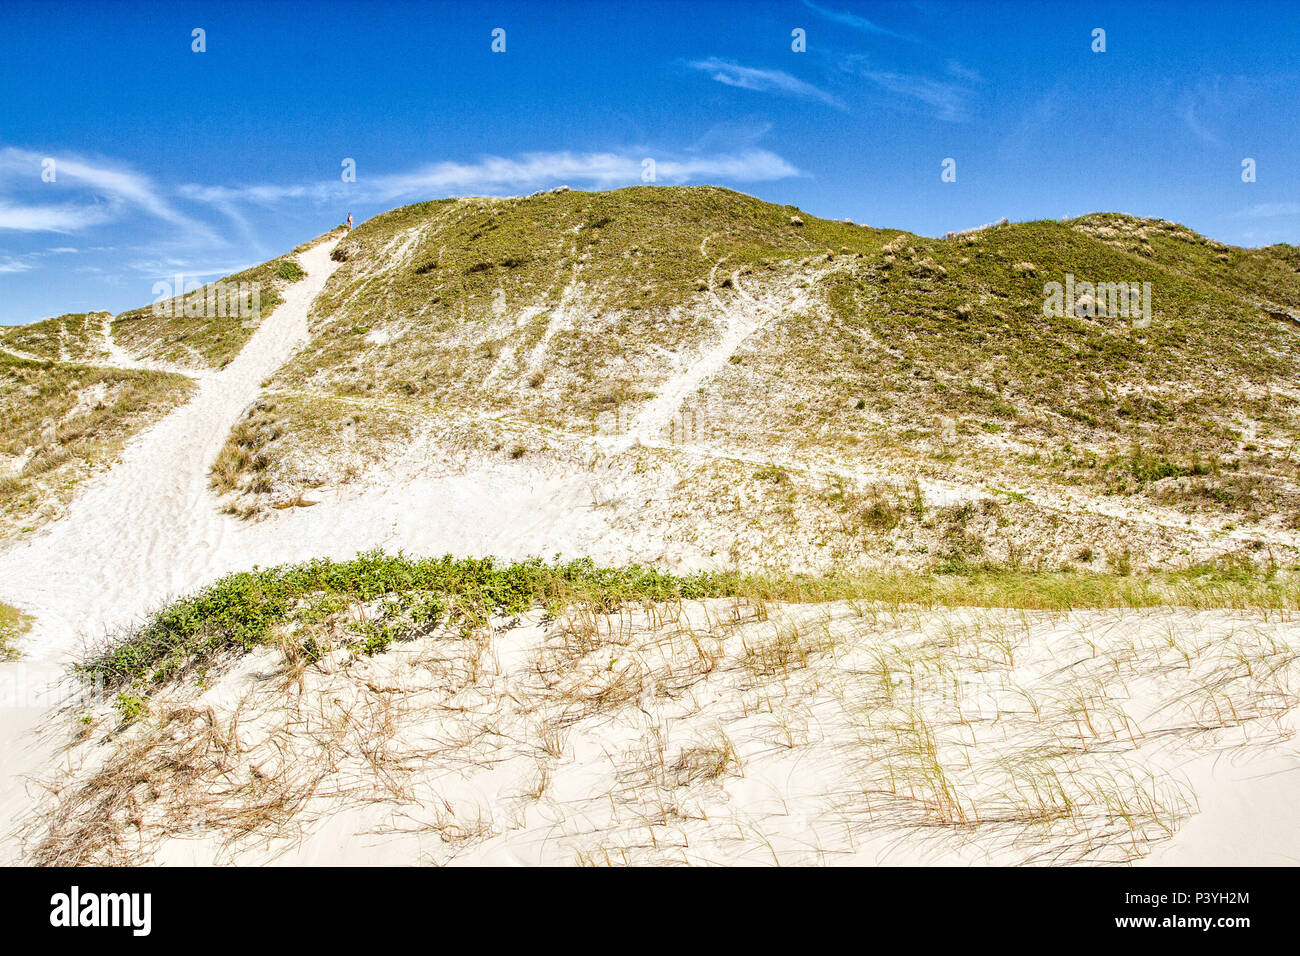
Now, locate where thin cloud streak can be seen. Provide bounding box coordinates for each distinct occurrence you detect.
[0,147,212,237]
[1232,202,1300,218]
[801,1,915,41]
[0,199,114,232]
[689,58,845,109]
[834,55,976,123]
[182,148,804,208]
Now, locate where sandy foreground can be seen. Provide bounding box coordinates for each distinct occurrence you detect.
[1,238,1297,866]
[19,601,1300,867]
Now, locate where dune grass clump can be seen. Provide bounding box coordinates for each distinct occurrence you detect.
[81,551,746,690]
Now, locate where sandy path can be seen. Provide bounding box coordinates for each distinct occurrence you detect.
[610,266,826,452]
[0,344,42,363]
[0,239,343,861]
[0,239,341,656]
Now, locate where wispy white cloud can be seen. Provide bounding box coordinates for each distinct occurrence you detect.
[856,69,974,122]
[1177,76,1287,148]
[181,147,803,209]
[5,144,800,240]
[372,149,801,198]
[801,1,913,40]
[688,58,845,109]
[946,60,983,84]
[124,257,259,279]
[0,245,87,275]
[177,183,323,204]
[0,199,113,232]
[0,257,35,274]
[0,147,212,237]
[1181,102,1222,145]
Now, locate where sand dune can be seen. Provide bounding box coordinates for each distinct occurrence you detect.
[3,226,1298,867]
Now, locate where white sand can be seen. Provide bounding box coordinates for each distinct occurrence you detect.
[0,239,620,862]
[21,602,1300,867]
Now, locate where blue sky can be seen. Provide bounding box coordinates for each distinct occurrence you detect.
[2,0,1298,324]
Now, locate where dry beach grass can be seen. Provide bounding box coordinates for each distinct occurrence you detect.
[24,566,1300,865]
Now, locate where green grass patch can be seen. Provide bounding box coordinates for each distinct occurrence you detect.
[83,550,1300,697]
[1,311,114,363]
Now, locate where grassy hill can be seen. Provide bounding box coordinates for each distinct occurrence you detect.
[194,186,1300,571]
[4,188,1296,568]
[275,187,887,422]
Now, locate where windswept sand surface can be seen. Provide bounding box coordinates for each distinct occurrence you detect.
[2,236,1298,866]
[21,601,1300,866]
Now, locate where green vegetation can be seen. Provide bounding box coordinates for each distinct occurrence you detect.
[280,186,889,424]
[111,246,316,370]
[274,260,306,282]
[1071,212,1300,311]
[84,550,1300,696]
[701,214,1300,515]
[331,185,881,314]
[0,353,194,538]
[212,187,1300,537]
[0,601,32,659]
[1,311,113,363]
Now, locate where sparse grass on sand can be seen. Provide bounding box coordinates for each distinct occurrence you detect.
[0,601,32,659]
[36,558,1300,867]
[83,549,1300,694]
[0,354,195,539]
[0,311,114,363]
[110,249,314,370]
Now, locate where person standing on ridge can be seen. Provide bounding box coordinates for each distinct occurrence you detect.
[346,212,353,232]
